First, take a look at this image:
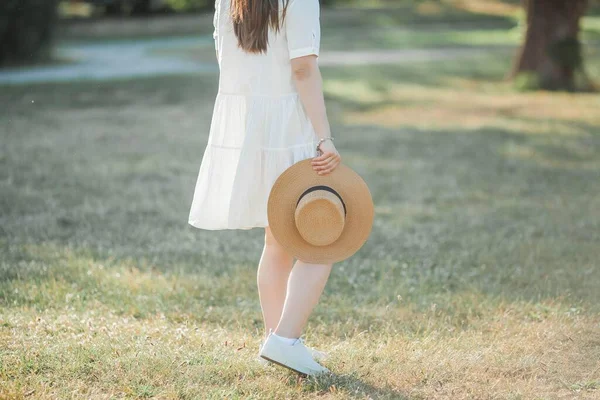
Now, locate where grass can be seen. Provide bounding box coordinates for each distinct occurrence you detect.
[2,4,600,400]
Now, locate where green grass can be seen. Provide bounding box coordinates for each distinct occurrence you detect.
[2,5,600,400]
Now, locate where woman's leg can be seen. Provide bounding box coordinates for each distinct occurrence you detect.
[257,227,294,338]
[274,260,332,339]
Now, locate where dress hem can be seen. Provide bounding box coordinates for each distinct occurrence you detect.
[188,220,268,231]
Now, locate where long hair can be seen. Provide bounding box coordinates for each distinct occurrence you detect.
[230,0,289,54]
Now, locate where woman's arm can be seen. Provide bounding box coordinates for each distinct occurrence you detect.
[291,55,341,176]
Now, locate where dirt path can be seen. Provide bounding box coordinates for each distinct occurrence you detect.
[0,36,487,85]
[0,37,215,85]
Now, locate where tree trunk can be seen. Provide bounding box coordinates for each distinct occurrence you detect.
[0,0,59,66]
[510,0,589,91]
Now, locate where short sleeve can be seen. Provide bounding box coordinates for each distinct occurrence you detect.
[286,0,321,60]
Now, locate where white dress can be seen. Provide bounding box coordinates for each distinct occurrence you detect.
[188,0,322,230]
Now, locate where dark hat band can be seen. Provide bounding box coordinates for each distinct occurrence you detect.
[296,185,347,216]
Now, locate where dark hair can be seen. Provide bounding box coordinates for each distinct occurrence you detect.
[231,0,289,54]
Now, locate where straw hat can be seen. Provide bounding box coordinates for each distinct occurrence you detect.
[267,159,374,264]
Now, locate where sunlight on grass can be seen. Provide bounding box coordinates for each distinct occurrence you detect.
[416,1,444,16]
[322,28,520,51]
[334,0,520,17]
[324,50,600,142]
[326,72,600,133]
[342,86,600,134]
[583,16,600,34]
[441,28,521,46]
[451,0,520,17]
[2,244,599,399]
[325,80,387,104]
[502,141,600,170]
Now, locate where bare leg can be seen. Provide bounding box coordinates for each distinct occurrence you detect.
[275,260,332,339]
[257,227,294,338]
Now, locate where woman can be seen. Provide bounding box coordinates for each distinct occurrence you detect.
[188,0,339,376]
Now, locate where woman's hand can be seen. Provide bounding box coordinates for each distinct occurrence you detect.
[312,140,341,176]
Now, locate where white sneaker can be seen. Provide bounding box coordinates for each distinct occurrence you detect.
[258,341,328,366]
[259,333,329,376]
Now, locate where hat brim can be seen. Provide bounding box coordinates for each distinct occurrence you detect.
[267,159,374,264]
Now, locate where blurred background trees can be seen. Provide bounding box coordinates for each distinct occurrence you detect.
[100,0,213,15]
[0,0,60,66]
[165,0,212,13]
[510,0,592,91]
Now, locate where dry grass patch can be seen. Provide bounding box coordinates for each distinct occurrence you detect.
[338,79,600,170]
[1,299,599,399]
[451,0,520,17]
[417,0,519,18]
[340,85,600,134]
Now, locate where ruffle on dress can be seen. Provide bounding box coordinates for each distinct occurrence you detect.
[188,93,319,230]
